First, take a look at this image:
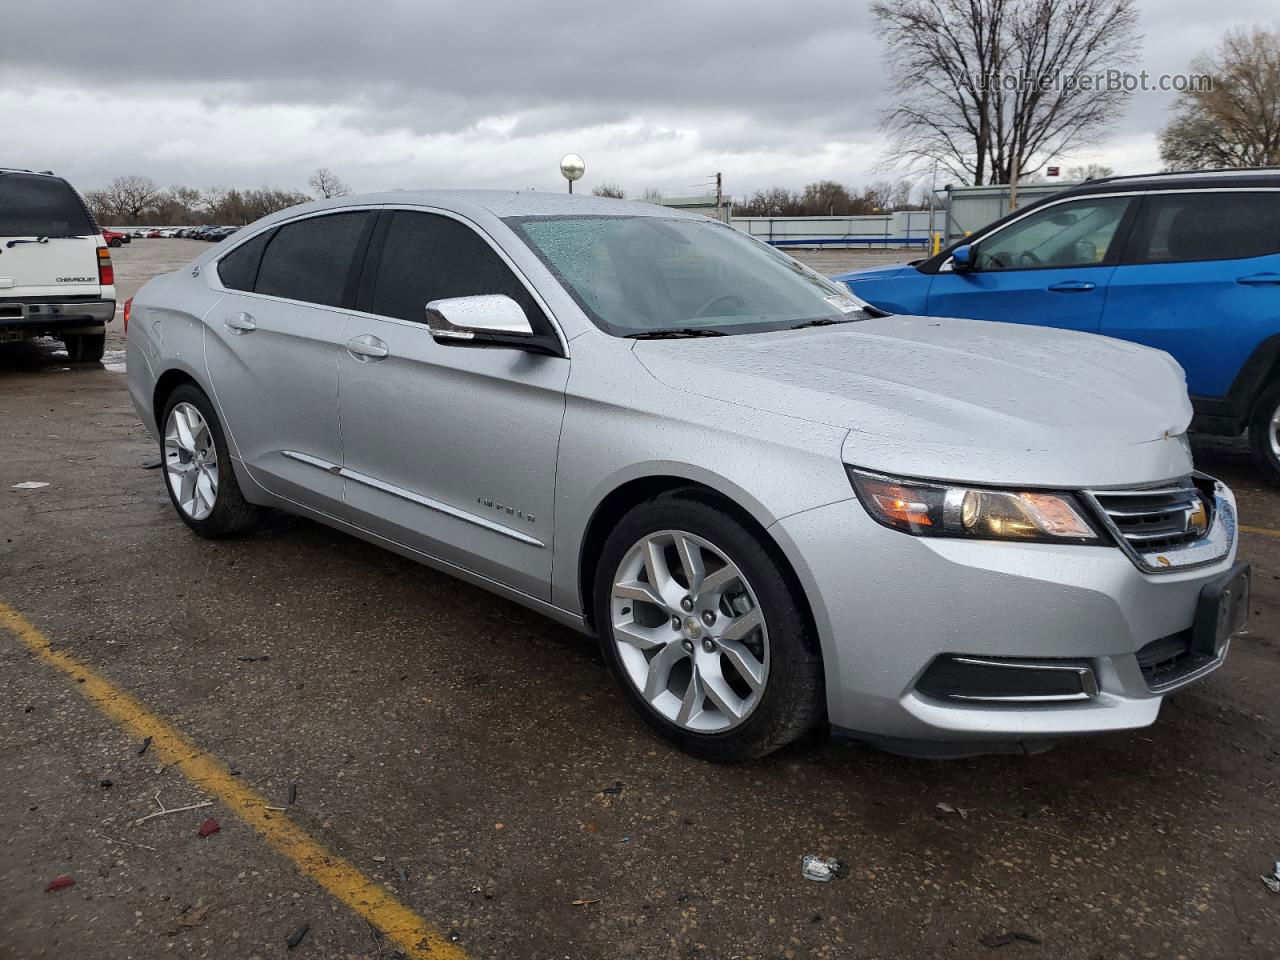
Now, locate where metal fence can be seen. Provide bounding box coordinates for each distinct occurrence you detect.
[940,182,1077,241]
[731,210,943,249]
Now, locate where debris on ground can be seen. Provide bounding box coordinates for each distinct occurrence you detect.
[980,931,1042,948]
[142,460,163,470]
[99,779,113,789]
[571,898,601,906]
[12,481,50,489]
[167,901,213,934]
[1261,861,1280,893]
[236,655,271,663]
[288,782,298,805]
[601,781,624,796]
[197,817,220,838]
[286,922,310,950]
[937,802,971,819]
[44,875,75,893]
[134,790,213,826]
[137,735,152,756]
[801,855,846,883]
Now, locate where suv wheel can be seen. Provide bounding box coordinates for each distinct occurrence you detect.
[593,491,825,761]
[1249,381,1280,487]
[64,332,105,363]
[160,384,263,537]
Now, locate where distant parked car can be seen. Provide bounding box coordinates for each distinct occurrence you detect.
[0,167,115,361]
[835,169,1280,483]
[147,228,163,238]
[102,226,127,247]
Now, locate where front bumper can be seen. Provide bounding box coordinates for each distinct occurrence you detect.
[772,484,1241,748]
[0,296,115,331]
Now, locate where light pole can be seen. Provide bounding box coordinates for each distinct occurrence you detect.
[560,154,585,194]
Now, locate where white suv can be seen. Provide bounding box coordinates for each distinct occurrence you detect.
[0,168,116,362]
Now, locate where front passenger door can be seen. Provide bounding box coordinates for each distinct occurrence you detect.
[337,210,570,600]
[927,195,1133,332]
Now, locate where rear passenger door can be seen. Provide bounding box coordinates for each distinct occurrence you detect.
[1102,190,1280,400]
[337,209,569,600]
[205,209,376,513]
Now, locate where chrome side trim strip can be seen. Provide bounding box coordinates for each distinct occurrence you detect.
[282,450,343,474]
[281,450,545,549]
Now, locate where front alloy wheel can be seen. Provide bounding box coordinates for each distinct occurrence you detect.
[164,401,219,520]
[610,530,770,733]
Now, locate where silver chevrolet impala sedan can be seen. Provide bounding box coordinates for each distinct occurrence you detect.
[126,191,1249,761]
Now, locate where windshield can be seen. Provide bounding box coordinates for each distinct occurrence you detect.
[0,173,95,238]
[506,214,872,336]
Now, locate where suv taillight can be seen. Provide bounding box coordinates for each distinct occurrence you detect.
[123,296,132,333]
[97,247,114,287]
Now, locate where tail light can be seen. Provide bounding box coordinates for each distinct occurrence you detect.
[97,247,114,287]
[123,296,133,333]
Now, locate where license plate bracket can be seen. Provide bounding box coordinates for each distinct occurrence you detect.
[1191,562,1250,658]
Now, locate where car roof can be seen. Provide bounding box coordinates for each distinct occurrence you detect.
[253,189,704,226]
[1061,167,1280,196]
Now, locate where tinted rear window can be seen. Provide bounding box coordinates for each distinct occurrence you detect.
[217,229,273,291]
[254,212,374,307]
[1125,191,1280,263]
[0,173,94,237]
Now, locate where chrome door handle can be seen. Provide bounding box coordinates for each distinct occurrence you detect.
[225,312,257,334]
[346,334,389,361]
[1046,281,1096,292]
[1237,273,1280,286]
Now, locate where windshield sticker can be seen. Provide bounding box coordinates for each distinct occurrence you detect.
[824,294,862,314]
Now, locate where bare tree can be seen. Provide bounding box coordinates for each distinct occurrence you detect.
[86,175,161,223]
[1065,163,1114,181]
[591,182,626,199]
[874,0,1140,185]
[1159,26,1280,170]
[308,167,350,199]
[640,187,665,202]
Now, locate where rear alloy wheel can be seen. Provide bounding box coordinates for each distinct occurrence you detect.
[64,332,105,363]
[1249,381,1280,487]
[595,492,824,761]
[160,384,262,537]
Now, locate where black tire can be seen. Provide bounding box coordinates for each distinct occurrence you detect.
[64,332,106,363]
[160,383,263,538]
[108,238,122,247]
[1250,382,1280,487]
[593,489,825,762]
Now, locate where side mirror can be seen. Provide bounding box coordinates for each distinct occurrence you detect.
[950,244,973,271]
[425,295,536,350]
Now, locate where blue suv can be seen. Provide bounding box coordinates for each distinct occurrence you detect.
[834,170,1280,481]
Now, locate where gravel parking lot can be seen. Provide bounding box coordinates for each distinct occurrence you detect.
[3,240,1280,959]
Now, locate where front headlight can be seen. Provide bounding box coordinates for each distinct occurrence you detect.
[847,468,1102,544]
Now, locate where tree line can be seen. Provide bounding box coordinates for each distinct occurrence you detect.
[85,168,350,226]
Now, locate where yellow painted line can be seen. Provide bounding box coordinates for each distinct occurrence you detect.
[0,602,466,960]
[1241,524,1280,540]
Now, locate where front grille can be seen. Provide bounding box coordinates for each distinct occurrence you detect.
[1135,630,1216,690]
[1091,480,1206,553]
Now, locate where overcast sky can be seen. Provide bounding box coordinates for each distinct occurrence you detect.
[1,1,1274,200]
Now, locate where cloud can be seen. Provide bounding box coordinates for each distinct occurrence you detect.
[2,0,1275,196]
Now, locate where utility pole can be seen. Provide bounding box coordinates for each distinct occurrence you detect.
[715,172,723,222]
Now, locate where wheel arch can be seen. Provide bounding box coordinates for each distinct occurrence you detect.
[575,475,820,653]
[152,368,202,432]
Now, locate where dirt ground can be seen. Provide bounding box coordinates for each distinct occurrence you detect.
[2,240,1279,960]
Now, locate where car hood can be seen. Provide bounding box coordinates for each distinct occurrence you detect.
[632,316,1194,488]
[830,262,917,283]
